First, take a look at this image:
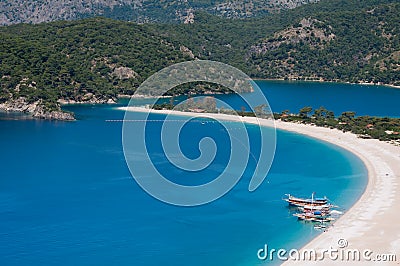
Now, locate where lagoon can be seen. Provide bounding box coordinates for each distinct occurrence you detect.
[219,80,400,117]
[1,81,392,265]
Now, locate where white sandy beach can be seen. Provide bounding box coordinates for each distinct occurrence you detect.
[120,106,400,265]
[277,122,400,265]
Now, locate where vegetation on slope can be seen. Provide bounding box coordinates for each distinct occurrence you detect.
[0,0,399,119]
[249,2,400,84]
[0,18,193,110]
[155,0,400,84]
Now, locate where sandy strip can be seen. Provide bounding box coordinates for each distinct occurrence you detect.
[275,122,400,265]
[120,106,400,265]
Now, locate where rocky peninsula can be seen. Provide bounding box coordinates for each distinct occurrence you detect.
[0,97,75,121]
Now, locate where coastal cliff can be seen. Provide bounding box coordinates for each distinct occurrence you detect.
[0,98,75,121]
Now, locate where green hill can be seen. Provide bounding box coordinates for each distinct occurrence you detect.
[0,0,399,119]
[155,0,400,84]
[0,18,193,112]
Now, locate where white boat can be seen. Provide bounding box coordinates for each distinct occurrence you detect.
[284,193,328,207]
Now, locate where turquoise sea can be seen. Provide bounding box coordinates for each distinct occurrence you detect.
[1,81,399,265]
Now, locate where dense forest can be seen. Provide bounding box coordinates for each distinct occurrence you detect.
[0,19,194,111]
[0,0,399,117]
[157,1,400,83]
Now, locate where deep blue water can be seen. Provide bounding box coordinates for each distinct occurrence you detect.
[0,81,383,266]
[216,80,400,117]
[118,81,400,117]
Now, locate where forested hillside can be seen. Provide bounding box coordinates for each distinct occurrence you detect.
[0,18,193,110]
[0,0,399,119]
[156,0,400,84]
[249,2,400,83]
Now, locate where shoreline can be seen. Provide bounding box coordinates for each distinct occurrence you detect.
[121,106,400,264]
[253,78,400,90]
[4,79,398,121]
[275,122,400,264]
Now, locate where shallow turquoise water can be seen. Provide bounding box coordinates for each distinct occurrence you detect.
[2,81,391,265]
[0,104,367,265]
